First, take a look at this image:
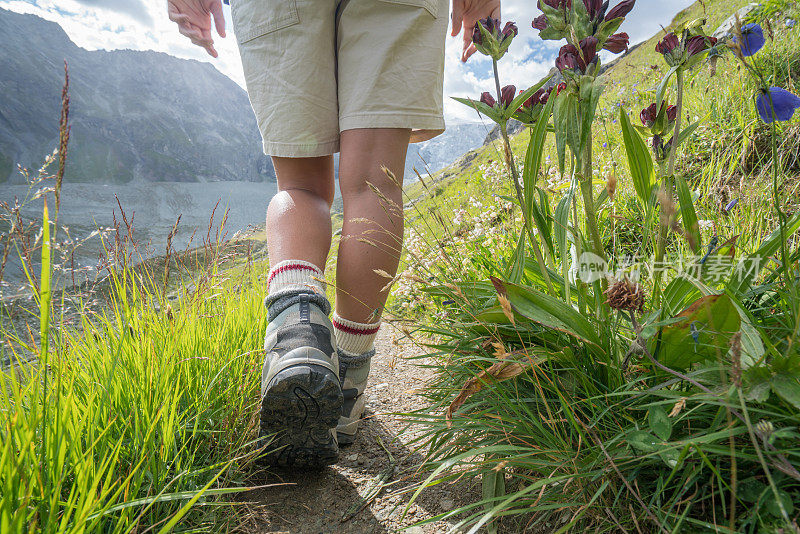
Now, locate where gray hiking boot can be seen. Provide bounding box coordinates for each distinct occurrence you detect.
[260,292,343,468]
[336,350,373,446]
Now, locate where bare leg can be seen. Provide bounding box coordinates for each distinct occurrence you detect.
[267,156,335,269]
[336,128,410,323]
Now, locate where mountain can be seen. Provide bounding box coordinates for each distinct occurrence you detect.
[404,123,489,181]
[0,7,274,184]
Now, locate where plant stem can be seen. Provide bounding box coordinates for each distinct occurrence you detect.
[652,68,685,307]
[580,134,604,262]
[492,59,554,294]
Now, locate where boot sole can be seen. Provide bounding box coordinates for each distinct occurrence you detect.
[259,364,343,468]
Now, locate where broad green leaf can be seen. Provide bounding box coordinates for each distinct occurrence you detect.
[619,108,655,206]
[765,490,794,517]
[627,430,660,453]
[675,175,701,253]
[554,178,577,298]
[728,209,800,294]
[554,91,580,173]
[771,374,800,411]
[661,276,703,317]
[648,405,672,441]
[579,77,604,152]
[656,294,741,370]
[570,0,593,40]
[491,277,601,348]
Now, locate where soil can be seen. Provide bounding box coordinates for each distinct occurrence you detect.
[237,326,481,534]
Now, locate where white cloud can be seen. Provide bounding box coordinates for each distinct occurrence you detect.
[2,0,696,123]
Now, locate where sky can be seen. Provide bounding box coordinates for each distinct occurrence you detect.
[1,0,695,123]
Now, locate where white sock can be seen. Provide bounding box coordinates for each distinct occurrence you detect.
[267,260,325,296]
[332,313,380,356]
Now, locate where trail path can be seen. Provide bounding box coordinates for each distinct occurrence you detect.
[240,327,479,533]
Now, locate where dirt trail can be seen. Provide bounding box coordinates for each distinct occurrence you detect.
[239,327,479,534]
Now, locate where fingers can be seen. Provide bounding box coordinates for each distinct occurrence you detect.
[462,43,477,62]
[450,0,463,37]
[168,11,191,25]
[209,0,226,38]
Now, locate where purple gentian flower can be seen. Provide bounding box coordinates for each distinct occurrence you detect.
[480,92,496,107]
[501,22,518,42]
[655,33,680,54]
[605,0,635,20]
[686,35,717,56]
[500,85,517,107]
[604,32,630,54]
[733,23,765,57]
[756,87,800,123]
[532,14,549,30]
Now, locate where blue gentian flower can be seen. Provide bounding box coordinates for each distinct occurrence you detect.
[756,87,800,123]
[724,198,738,212]
[733,23,765,56]
[787,19,796,29]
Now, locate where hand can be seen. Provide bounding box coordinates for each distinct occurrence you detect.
[168,0,226,58]
[451,0,501,62]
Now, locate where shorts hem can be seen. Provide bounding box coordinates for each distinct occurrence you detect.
[339,112,445,141]
[262,138,341,158]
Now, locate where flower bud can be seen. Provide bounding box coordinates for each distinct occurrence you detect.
[655,33,680,54]
[500,85,517,107]
[666,104,677,122]
[501,21,518,42]
[603,32,629,53]
[480,92,496,108]
[604,0,635,21]
[583,0,603,20]
[686,35,717,56]
[640,103,657,128]
[532,14,549,30]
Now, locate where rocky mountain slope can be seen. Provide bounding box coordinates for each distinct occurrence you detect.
[0,7,274,184]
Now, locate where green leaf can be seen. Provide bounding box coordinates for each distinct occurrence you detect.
[728,209,800,294]
[771,374,800,411]
[481,467,506,534]
[675,175,701,253]
[579,76,604,153]
[661,276,703,317]
[452,96,502,124]
[627,430,660,453]
[490,277,602,349]
[523,93,556,255]
[508,231,526,284]
[570,0,593,38]
[554,178,577,297]
[554,91,580,174]
[674,118,703,149]
[619,108,655,206]
[655,65,680,114]
[656,294,741,370]
[765,490,794,518]
[648,405,672,441]
[595,17,624,43]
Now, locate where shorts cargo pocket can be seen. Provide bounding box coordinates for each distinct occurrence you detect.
[231,0,300,44]
[378,0,439,18]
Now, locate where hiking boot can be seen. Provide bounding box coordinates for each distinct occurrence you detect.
[260,293,343,468]
[336,349,373,446]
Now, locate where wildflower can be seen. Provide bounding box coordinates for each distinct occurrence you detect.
[733,23,765,57]
[500,85,516,106]
[640,103,677,134]
[501,21,518,42]
[655,33,681,65]
[756,87,800,122]
[604,32,629,53]
[532,14,549,30]
[604,0,635,21]
[556,37,598,73]
[472,17,500,46]
[480,92,496,107]
[583,0,603,20]
[787,19,796,29]
[686,35,717,56]
[723,198,738,213]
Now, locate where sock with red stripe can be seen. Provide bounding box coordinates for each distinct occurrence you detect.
[265,260,329,320]
[332,313,380,359]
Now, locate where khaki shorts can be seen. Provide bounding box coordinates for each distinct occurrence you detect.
[231,0,449,157]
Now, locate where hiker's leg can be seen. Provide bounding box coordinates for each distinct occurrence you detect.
[335,128,410,323]
[267,155,335,269]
